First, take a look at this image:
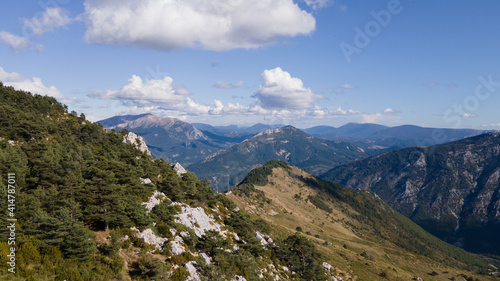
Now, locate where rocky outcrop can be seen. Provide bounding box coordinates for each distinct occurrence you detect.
[321,132,500,254]
[123,132,151,155]
[141,190,166,213]
[130,227,168,250]
[172,162,187,176]
[173,204,227,238]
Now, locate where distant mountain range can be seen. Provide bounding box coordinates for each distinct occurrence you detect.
[192,122,283,138]
[188,126,369,192]
[99,114,244,166]
[321,131,500,255]
[99,114,491,192]
[305,123,489,149]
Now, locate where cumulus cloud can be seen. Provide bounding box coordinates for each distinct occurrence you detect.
[254,67,321,109]
[22,7,75,36]
[90,72,362,123]
[213,81,245,89]
[83,0,315,51]
[333,107,361,115]
[0,31,43,51]
[383,108,400,114]
[0,66,74,103]
[89,75,188,106]
[362,113,383,124]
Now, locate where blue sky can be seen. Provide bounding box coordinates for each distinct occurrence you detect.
[1,0,500,129]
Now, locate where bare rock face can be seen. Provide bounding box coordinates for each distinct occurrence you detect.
[142,190,166,213]
[170,235,186,256]
[174,205,226,238]
[123,132,151,156]
[172,162,187,176]
[130,227,167,251]
[185,261,201,281]
[321,132,500,255]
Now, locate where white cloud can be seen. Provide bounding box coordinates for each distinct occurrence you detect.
[383,108,399,114]
[482,123,500,127]
[303,0,331,9]
[89,75,188,106]
[254,67,321,109]
[22,7,75,36]
[83,0,315,51]
[90,72,362,123]
[339,84,357,89]
[213,81,245,89]
[334,83,357,94]
[332,107,361,115]
[0,66,73,102]
[362,113,383,124]
[0,31,42,51]
[461,113,477,118]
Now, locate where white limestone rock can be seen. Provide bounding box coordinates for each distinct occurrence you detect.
[255,231,269,246]
[140,177,152,184]
[142,190,167,213]
[172,162,188,176]
[130,227,167,250]
[174,205,225,238]
[170,236,186,256]
[185,261,201,281]
[123,132,151,155]
[200,252,211,265]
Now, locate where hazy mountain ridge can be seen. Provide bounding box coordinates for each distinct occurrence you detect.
[321,131,500,255]
[306,123,489,149]
[192,122,283,138]
[188,125,369,192]
[99,114,242,166]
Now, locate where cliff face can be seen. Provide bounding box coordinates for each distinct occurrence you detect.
[321,132,500,254]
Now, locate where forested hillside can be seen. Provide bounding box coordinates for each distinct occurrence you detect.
[0,83,340,280]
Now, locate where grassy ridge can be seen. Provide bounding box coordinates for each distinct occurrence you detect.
[229,161,498,279]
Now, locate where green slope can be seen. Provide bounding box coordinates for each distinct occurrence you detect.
[228,161,499,280]
[0,84,358,281]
